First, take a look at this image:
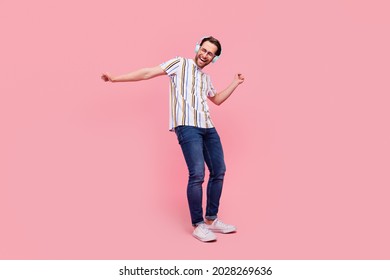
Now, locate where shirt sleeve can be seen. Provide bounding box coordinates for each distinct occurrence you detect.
[207,76,217,97]
[160,57,182,76]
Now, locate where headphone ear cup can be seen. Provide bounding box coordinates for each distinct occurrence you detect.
[195,44,200,53]
[212,55,219,63]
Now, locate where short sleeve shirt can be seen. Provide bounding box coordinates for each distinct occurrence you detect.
[160,57,217,131]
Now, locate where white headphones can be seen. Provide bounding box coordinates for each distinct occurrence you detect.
[195,37,220,63]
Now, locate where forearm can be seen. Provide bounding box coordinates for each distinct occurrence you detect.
[210,81,241,105]
[110,68,157,82]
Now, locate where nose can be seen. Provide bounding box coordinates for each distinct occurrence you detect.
[202,52,210,59]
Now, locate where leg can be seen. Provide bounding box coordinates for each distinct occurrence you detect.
[203,128,226,221]
[175,126,206,226]
[203,130,236,233]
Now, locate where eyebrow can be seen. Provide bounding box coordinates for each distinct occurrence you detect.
[201,47,216,55]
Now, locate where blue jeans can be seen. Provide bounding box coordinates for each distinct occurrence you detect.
[175,126,226,226]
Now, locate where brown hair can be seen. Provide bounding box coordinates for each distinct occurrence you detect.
[200,36,222,57]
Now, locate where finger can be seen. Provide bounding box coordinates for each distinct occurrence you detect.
[102,73,110,81]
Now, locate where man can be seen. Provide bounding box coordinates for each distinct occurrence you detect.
[102,36,245,242]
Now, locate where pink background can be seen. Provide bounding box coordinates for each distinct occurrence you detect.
[1,0,390,259]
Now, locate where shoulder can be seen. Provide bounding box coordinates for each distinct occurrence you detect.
[161,56,184,70]
[162,56,184,64]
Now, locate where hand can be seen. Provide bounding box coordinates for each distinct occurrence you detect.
[101,72,113,82]
[234,73,245,85]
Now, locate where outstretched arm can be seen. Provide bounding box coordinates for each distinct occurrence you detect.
[208,74,245,106]
[101,65,166,82]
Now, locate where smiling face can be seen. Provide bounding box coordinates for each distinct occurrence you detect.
[194,41,218,69]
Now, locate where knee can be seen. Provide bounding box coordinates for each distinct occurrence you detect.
[211,164,226,179]
[189,165,205,183]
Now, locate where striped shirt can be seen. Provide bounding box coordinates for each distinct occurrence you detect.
[160,57,217,131]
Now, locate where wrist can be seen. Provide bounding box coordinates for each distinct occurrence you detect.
[232,80,240,88]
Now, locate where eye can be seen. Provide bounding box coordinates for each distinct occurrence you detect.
[200,48,215,58]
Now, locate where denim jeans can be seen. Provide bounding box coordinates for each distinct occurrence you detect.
[175,126,226,226]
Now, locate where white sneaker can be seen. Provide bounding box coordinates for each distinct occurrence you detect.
[207,219,236,233]
[193,223,217,242]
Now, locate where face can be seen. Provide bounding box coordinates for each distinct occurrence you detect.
[195,41,218,69]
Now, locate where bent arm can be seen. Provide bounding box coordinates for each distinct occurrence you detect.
[208,74,245,106]
[102,65,166,82]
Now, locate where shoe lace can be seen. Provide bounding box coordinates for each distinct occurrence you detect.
[198,223,211,234]
[214,219,230,229]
